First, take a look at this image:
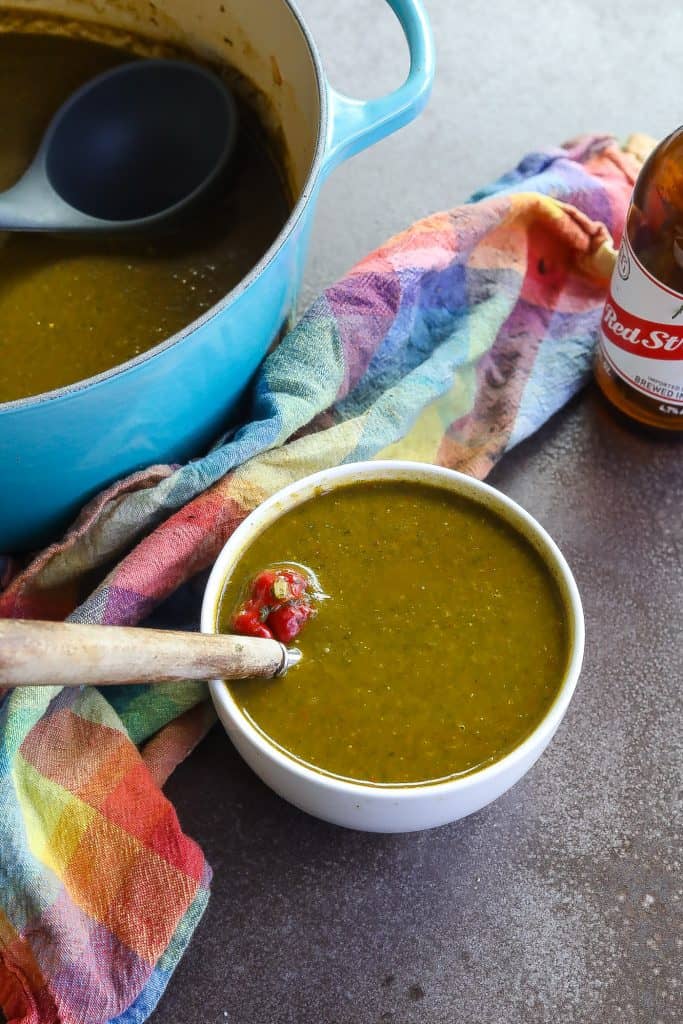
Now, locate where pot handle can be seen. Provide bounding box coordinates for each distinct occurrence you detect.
[321,0,435,177]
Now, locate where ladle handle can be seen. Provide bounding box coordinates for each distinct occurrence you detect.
[0,619,294,687]
[0,183,51,231]
[0,164,102,232]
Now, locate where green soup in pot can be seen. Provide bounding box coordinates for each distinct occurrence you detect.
[217,480,570,787]
[0,21,290,403]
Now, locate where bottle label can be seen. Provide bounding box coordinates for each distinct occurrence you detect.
[598,232,683,407]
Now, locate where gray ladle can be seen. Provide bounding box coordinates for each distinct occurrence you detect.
[0,59,238,233]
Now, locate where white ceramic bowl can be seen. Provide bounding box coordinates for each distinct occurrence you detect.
[202,461,585,833]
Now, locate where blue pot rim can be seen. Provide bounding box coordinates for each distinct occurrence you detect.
[0,0,328,413]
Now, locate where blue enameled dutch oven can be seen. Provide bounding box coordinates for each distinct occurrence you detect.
[0,0,434,552]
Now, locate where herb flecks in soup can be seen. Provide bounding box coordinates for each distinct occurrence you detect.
[0,28,290,403]
[218,481,569,787]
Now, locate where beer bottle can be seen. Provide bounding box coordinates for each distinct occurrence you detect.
[595,128,683,430]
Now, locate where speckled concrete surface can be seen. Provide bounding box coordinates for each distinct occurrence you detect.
[155,2,683,1022]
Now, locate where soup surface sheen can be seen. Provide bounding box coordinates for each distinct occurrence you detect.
[0,27,290,403]
[219,481,570,787]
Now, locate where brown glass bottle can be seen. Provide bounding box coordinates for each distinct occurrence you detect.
[595,127,683,430]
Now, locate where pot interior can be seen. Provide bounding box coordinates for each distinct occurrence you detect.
[1,0,321,203]
[0,0,323,406]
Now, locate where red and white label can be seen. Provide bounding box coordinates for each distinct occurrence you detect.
[598,232,683,406]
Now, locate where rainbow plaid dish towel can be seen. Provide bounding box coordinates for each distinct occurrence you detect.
[0,134,645,1023]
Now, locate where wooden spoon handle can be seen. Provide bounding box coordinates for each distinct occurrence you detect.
[0,619,294,687]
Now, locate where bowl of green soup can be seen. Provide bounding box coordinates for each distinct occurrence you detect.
[201,461,584,833]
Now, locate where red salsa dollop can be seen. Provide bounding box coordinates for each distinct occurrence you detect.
[232,567,317,643]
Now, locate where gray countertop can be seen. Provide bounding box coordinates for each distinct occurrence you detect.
[157,2,682,1021]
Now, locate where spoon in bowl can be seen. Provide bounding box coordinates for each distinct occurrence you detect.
[0,59,238,233]
[0,619,300,687]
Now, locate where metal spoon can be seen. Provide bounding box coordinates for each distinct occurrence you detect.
[0,619,301,686]
[0,59,238,233]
